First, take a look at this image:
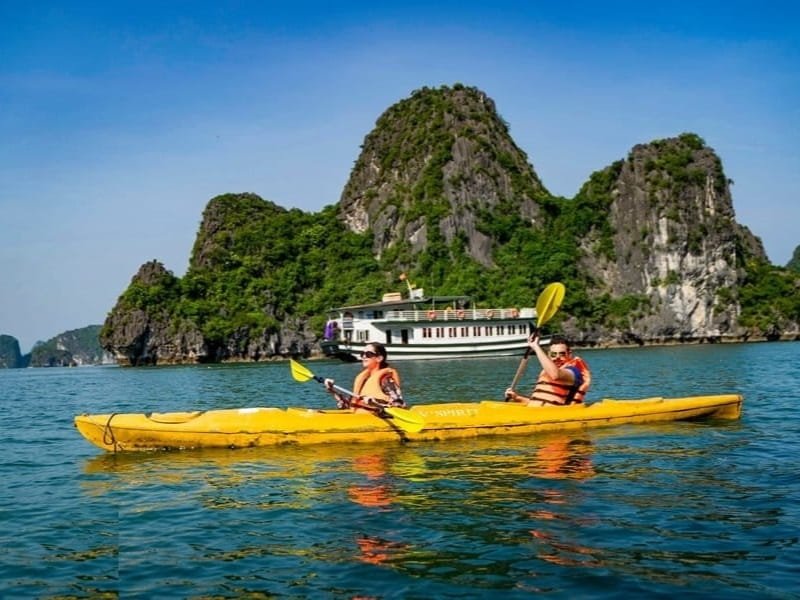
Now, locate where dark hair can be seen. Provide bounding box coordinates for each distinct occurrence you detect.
[548,335,571,349]
[366,341,389,368]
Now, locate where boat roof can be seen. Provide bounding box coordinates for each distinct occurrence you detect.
[329,295,471,311]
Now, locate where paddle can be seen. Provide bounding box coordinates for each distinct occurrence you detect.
[289,359,425,433]
[506,282,566,399]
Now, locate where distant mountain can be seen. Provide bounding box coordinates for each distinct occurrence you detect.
[0,335,25,368]
[28,325,114,367]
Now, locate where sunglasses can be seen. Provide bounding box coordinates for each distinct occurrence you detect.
[549,351,568,358]
[360,350,378,359]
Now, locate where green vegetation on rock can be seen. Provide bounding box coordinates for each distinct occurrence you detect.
[738,259,800,334]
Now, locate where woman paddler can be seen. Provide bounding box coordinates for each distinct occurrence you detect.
[324,341,406,411]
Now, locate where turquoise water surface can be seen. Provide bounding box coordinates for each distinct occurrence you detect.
[2,342,799,598]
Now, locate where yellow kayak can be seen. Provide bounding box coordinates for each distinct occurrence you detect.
[74,394,743,452]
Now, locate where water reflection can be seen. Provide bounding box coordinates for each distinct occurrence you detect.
[81,434,598,509]
[529,527,603,567]
[349,453,393,509]
[76,421,785,596]
[338,435,604,578]
[355,535,412,566]
[530,435,595,480]
[81,435,602,574]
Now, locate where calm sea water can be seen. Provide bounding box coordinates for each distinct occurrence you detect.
[1,343,799,599]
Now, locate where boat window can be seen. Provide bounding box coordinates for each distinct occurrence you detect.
[509,324,516,334]
[486,326,493,336]
[461,327,468,336]
[473,326,481,336]
[374,310,384,319]
[497,325,505,335]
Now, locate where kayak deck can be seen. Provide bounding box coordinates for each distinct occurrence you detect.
[74,394,743,452]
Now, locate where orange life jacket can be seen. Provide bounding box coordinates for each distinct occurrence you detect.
[354,367,403,404]
[531,356,591,405]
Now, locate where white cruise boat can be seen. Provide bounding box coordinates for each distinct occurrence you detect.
[320,286,537,362]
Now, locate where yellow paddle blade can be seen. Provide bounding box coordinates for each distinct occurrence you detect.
[385,407,426,434]
[535,282,565,328]
[289,358,315,383]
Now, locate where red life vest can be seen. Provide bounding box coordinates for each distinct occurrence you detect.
[354,367,403,405]
[531,356,591,405]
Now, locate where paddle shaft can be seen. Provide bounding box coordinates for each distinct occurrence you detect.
[314,374,424,431]
[508,322,540,393]
[315,374,398,415]
[311,374,357,400]
[508,348,532,393]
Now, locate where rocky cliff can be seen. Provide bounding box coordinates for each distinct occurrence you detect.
[100,260,194,366]
[338,84,546,268]
[571,134,768,343]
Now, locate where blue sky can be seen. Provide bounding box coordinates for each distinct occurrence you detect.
[2,1,798,353]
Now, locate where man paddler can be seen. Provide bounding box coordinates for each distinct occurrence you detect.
[505,334,591,406]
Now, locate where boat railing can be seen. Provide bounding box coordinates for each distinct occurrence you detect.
[384,307,536,322]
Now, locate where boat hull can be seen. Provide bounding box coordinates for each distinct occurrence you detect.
[75,394,743,452]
